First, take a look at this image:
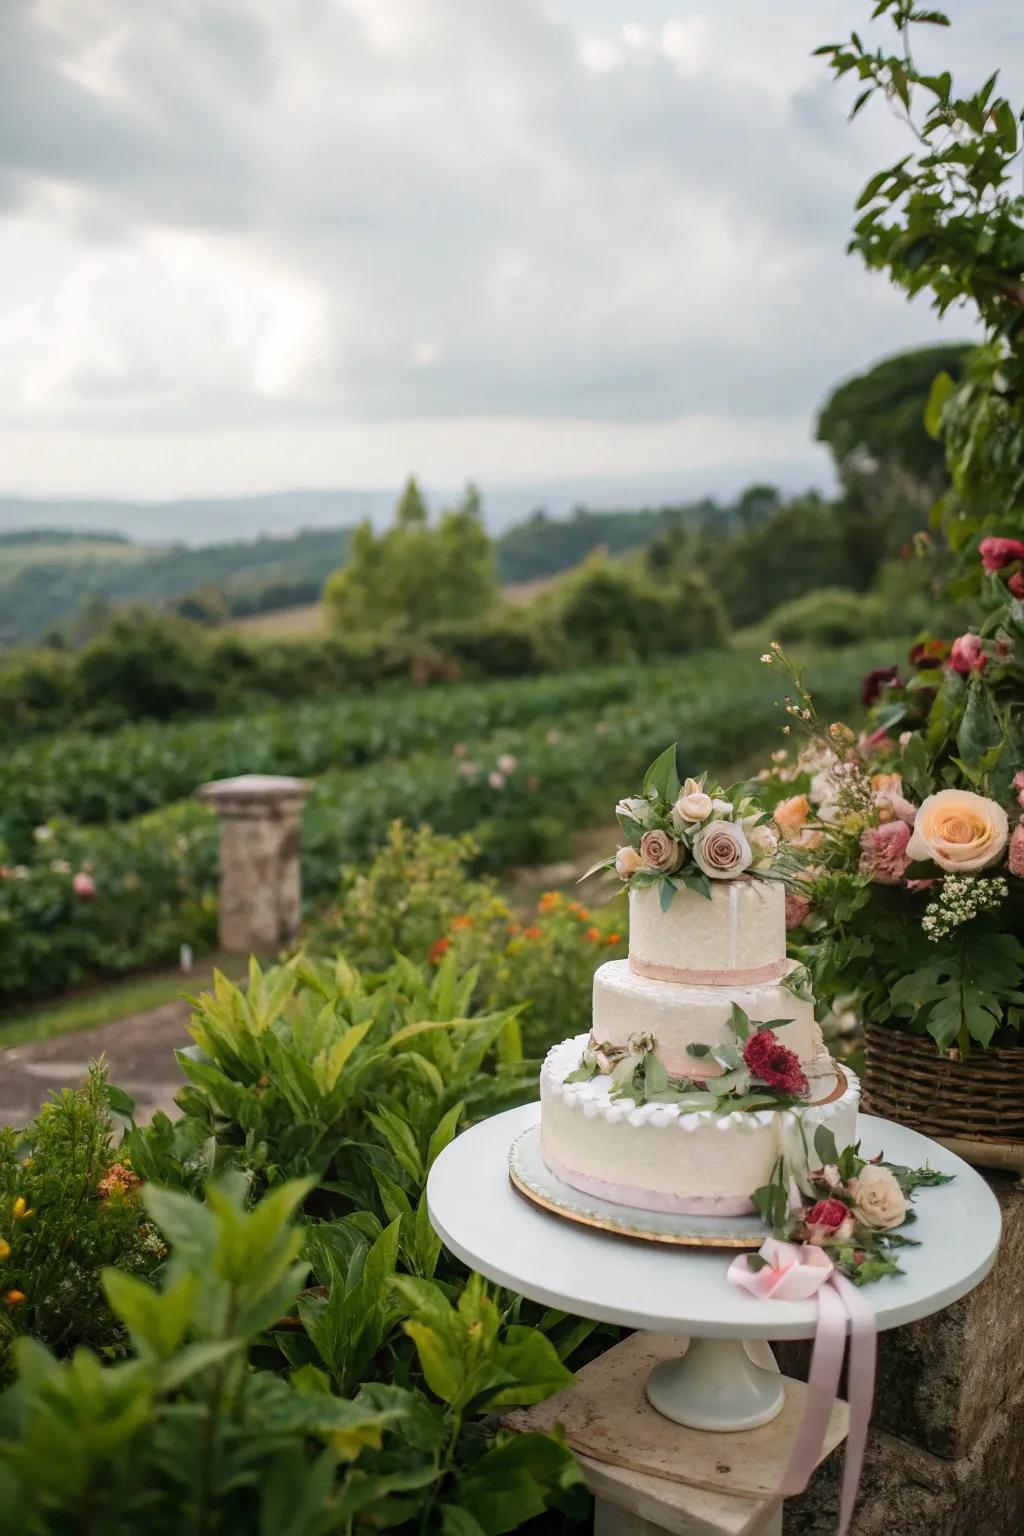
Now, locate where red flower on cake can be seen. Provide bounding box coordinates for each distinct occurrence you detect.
[742,1029,808,1096]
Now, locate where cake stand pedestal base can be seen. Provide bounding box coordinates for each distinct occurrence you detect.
[506,1332,848,1536]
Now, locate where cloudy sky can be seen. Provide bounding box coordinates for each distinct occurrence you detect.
[1,0,1022,509]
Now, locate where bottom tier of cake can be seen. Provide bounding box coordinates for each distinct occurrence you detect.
[539,1034,860,1216]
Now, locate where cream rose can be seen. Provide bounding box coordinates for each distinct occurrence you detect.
[614,845,642,879]
[673,777,714,823]
[639,829,684,873]
[774,794,811,840]
[906,789,1009,872]
[847,1165,907,1230]
[692,820,752,880]
[616,796,655,827]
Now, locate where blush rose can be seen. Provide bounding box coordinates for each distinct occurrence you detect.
[907,789,1009,872]
[692,820,752,880]
[639,829,684,874]
[847,1165,907,1230]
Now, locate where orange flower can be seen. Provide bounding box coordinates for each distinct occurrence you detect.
[4,1290,25,1309]
[606,932,621,946]
[523,925,542,940]
[506,922,521,936]
[98,1163,142,1200]
[586,926,601,943]
[538,891,562,914]
[570,903,590,921]
[0,1239,10,1262]
[428,937,452,965]
[451,914,475,931]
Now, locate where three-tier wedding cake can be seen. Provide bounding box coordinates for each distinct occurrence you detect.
[539,750,859,1216]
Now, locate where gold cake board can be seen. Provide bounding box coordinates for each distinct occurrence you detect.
[505,1332,848,1533]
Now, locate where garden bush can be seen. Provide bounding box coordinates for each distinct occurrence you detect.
[309,822,625,1055]
[762,588,887,647]
[0,954,597,1534]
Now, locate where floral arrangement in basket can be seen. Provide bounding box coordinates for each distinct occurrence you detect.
[757,542,1024,1054]
[583,744,780,908]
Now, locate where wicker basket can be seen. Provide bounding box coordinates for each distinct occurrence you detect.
[862,1024,1024,1171]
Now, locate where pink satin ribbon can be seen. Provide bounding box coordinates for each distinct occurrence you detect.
[728,1239,877,1536]
[629,956,790,986]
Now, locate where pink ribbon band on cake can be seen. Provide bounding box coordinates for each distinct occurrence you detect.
[629,955,790,986]
[729,1239,877,1536]
[543,1149,755,1215]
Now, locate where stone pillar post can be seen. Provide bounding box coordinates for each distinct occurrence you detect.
[197,774,312,954]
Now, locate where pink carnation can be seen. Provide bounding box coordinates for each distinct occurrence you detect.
[742,1029,808,1096]
[949,634,986,675]
[979,536,1024,572]
[859,820,912,885]
[784,889,811,930]
[1009,825,1024,878]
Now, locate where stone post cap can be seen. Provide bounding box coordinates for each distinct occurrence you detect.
[197,773,313,811]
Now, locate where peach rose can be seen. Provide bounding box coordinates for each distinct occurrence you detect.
[614,845,643,879]
[673,777,714,823]
[692,820,752,879]
[774,794,810,839]
[906,789,1009,872]
[847,1165,907,1230]
[748,823,779,861]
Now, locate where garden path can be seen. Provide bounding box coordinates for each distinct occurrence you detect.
[0,1001,188,1127]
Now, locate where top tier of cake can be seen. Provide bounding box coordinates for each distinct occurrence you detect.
[628,878,786,985]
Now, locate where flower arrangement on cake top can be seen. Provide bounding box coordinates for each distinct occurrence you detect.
[583,744,780,908]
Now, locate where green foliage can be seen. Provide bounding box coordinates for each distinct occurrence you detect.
[0,1063,161,1386]
[0,958,590,1534]
[764,589,888,647]
[0,644,903,1008]
[324,481,498,638]
[545,554,727,664]
[702,496,850,628]
[311,825,625,1057]
[817,5,1024,585]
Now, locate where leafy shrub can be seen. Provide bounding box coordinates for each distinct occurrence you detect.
[549,557,727,664]
[762,588,886,647]
[422,612,558,679]
[312,823,625,1056]
[0,1064,161,1385]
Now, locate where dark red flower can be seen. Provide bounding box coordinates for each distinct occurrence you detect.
[742,1029,809,1096]
[1009,571,1024,600]
[979,536,1024,572]
[428,937,451,965]
[860,666,903,707]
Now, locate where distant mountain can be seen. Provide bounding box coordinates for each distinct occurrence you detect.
[0,458,831,547]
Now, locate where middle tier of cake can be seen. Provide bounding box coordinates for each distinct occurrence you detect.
[592,958,822,1077]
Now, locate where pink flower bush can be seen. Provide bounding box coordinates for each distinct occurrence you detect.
[804,1198,855,1245]
[742,1029,808,1096]
[72,871,97,901]
[1014,771,1024,810]
[859,820,912,884]
[496,753,518,775]
[979,536,1024,572]
[949,633,986,675]
[487,770,506,791]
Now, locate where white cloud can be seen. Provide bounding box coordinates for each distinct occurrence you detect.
[0,0,1018,499]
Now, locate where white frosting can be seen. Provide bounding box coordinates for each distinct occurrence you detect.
[591,959,822,1073]
[540,1033,859,1210]
[628,879,785,980]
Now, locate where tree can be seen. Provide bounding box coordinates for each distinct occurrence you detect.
[323,480,497,635]
[817,345,973,582]
[817,3,1024,594]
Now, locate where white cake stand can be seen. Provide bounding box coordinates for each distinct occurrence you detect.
[426,1102,1000,1438]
